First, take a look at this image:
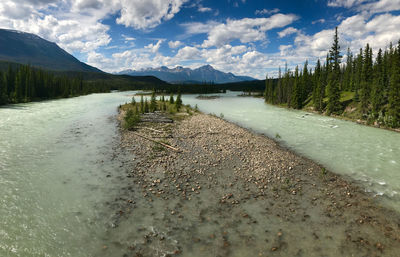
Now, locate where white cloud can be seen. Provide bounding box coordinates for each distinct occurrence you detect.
[255,8,280,15]
[175,46,202,60]
[359,0,400,14]
[201,13,299,47]
[278,27,299,38]
[122,35,135,41]
[327,0,369,8]
[328,0,400,14]
[0,0,189,56]
[180,21,221,35]
[116,0,188,30]
[312,19,326,24]
[145,40,164,53]
[168,40,183,48]
[198,6,212,12]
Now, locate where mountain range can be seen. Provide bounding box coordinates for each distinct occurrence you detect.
[118,65,256,84]
[0,28,257,85]
[0,28,101,72]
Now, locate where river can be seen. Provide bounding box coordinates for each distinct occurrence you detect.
[0,91,399,256]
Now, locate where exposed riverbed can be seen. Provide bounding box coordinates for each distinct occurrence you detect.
[116,108,400,256]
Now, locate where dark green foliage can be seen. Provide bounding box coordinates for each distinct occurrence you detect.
[291,66,302,109]
[150,91,157,112]
[140,96,145,113]
[263,28,400,127]
[388,50,400,127]
[326,27,342,115]
[144,99,149,113]
[0,64,111,106]
[169,94,174,104]
[124,109,140,130]
[175,92,182,111]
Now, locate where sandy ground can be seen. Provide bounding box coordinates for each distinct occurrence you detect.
[111,110,400,257]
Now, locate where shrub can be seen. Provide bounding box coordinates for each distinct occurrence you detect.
[124,109,140,129]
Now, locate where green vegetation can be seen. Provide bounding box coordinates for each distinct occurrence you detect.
[264,27,400,128]
[124,109,141,130]
[121,91,196,130]
[0,64,110,105]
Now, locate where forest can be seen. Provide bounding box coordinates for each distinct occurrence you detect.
[0,64,111,105]
[264,27,400,128]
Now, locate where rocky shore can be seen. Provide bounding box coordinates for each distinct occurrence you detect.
[110,109,400,257]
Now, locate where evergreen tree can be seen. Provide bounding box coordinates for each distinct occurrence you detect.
[175,92,182,111]
[343,47,353,91]
[0,71,7,104]
[313,59,323,111]
[371,48,384,118]
[169,94,174,104]
[150,91,157,112]
[326,27,342,115]
[291,66,302,109]
[140,95,145,113]
[388,46,400,127]
[360,44,373,115]
[144,99,149,113]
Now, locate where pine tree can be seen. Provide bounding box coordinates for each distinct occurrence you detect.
[150,91,157,112]
[313,59,323,111]
[302,60,311,101]
[371,48,384,118]
[0,71,7,105]
[387,44,400,127]
[343,47,353,91]
[326,27,342,115]
[291,66,302,109]
[175,92,182,111]
[144,99,149,113]
[360,44,373,115]
[169,94,174,104]
[140,95,145,113]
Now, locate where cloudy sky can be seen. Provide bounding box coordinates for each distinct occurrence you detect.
[1,0,400,78]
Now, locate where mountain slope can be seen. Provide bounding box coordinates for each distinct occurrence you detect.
[0,29,101,72]
[119,65,256,84]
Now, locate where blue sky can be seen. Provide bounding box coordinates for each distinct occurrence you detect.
[1,0,400,78]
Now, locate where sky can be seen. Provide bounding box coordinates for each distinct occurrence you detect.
[1,0,400,79]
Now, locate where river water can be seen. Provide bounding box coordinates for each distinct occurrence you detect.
[0,93,134,257]
[1,91,399,256]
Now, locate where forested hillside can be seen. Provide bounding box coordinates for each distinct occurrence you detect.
[0,64,110,105]
[264,27,400,128]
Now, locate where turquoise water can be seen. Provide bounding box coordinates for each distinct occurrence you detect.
[0,93,134,257]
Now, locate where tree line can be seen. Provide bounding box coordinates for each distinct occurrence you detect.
[264,27,400,128]
[0,64,110,105]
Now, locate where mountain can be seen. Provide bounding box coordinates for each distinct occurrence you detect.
[0,29,101,72]
[118,65,256,84]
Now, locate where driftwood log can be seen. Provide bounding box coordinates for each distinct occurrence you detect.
[132,132,181,152]
[140,112,173,123]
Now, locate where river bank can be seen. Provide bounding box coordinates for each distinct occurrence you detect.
[114,106,400,257]
[266,99,400,133]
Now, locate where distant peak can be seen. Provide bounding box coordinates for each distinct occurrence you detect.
[197,64,214,70]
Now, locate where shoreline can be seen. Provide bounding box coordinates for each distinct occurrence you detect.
[263,99,400,134]
[112,107,400,256]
